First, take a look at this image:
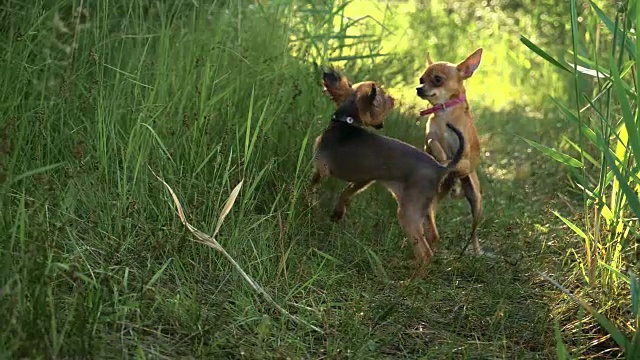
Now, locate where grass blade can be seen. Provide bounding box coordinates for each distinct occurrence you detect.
[519,35,572,73]
[144,258,172,291]
[140,122,175,164]
[327,53,389,61]
[539,271,629,351]
[521,138,582,168]
[554,320,572,360]
[598,261,630,284]
[8,162,66,186]
[588,0,635,58]
[602,145,640,222]
[631,272,639,319]
[553,211,588,240]
[609,57,635,140]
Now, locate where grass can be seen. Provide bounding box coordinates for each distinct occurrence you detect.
[0,0,632,358]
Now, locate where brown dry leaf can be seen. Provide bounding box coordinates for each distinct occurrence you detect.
[213,180,243,239]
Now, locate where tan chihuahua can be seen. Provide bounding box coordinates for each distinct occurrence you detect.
[415,48,483,255]
[310,68,466,266]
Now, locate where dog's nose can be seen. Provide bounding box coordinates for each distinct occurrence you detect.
[416,87,423,96]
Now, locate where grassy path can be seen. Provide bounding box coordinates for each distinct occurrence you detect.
[266,106,573,359]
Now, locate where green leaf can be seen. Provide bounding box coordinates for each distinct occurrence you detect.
[140,123,174,164]
[637,0,640,77]
[328,53,389,61]
[553,211,588,240]
[565,137,598,167]
[610,52,635,130]
[602,146,640,228]
[569,0,580,77]
[598,260,630,284]
[311,248,342,264]
[549,96,581,126]
[519,35,572,73]
[631,272,639,319]
[8,162,66,186]
[540,272,630,351]
[521,138,583,168]
[629,271,640,356]
[629,331,640,358]
[588,0,635,59]
[609,57,640,178]
[144,258,172,291]
[591,308,630,351]
[554,320,572,360]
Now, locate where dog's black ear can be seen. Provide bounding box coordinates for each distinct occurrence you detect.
[322,67,342,86]
[368,84,378,104]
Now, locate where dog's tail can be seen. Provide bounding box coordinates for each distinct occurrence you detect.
[443,123,465,172]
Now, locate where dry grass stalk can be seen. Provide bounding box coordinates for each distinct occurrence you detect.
[150,167,323,334]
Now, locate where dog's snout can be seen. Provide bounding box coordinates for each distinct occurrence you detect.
[416,86,424,96]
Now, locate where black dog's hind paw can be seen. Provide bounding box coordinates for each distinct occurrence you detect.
[450,179,463,198]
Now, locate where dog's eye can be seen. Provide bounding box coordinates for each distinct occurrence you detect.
[432,75,443,85]
[419,78,425,84]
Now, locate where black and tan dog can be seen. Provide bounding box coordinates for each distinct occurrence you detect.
[309,68,467,266]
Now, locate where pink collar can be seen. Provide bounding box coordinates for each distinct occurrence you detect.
[419,94,467,116]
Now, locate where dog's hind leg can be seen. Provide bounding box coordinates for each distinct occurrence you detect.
[423,202,440,250]
[310,150,331,194]
[331,181,373,222]
[307,170,324,208]
[461,171,483,255]
[398,196,433,266]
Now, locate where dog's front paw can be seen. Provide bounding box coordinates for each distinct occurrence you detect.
[330,208,345,222]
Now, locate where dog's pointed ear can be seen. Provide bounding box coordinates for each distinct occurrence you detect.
[426,51,433,66]
[322,67,352,105]
[368,83,378,104]
[456,48,483,80]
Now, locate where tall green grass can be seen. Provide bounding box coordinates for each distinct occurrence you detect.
[2,0,438,357]
[0,1,334,356]
[522,0,640,356]
[0,0,610,357]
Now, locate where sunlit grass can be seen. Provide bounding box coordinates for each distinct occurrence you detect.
[318,0,571,111]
